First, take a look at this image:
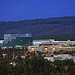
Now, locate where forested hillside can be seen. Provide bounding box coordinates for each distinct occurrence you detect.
[0,16,75,40]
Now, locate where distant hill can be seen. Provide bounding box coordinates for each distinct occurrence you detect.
[0,16,75,40]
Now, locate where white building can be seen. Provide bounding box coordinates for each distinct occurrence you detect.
[44,54,73,62]
[33,39,54,46]
[54,54,73,60]
[33,39,75,46]
[72,56,75,63]
[0,40,4,46]
[0,40,4,43]
[51,40,75,45]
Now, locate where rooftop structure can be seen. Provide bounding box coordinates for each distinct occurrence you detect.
[40,42,59,45]
[33,39,75,46]
[33,39,54,46]
[51,40,75,45]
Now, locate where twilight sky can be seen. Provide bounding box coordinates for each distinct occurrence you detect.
[0,0,75,21]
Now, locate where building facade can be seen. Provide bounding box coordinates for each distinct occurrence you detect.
[2,34,32,47]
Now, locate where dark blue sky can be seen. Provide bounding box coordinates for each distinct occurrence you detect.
[0,0,75,21]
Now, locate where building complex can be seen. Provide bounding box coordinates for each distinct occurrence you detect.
[0,34,75,53]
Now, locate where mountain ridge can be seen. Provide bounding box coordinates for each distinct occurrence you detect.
[0,16,75,39]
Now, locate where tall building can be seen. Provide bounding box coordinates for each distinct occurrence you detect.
[2,34,32,47]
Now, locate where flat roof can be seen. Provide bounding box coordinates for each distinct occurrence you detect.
[41,42,59,44]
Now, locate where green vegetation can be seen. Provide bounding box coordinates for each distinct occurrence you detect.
[0,56,75,75]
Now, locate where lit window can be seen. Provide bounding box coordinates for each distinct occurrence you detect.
[31,48,34,51]
[48,58,50,60]
[53,48,55,51]
[10,62,13,64]
[13,62,15,64]
[45,48,47,50]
